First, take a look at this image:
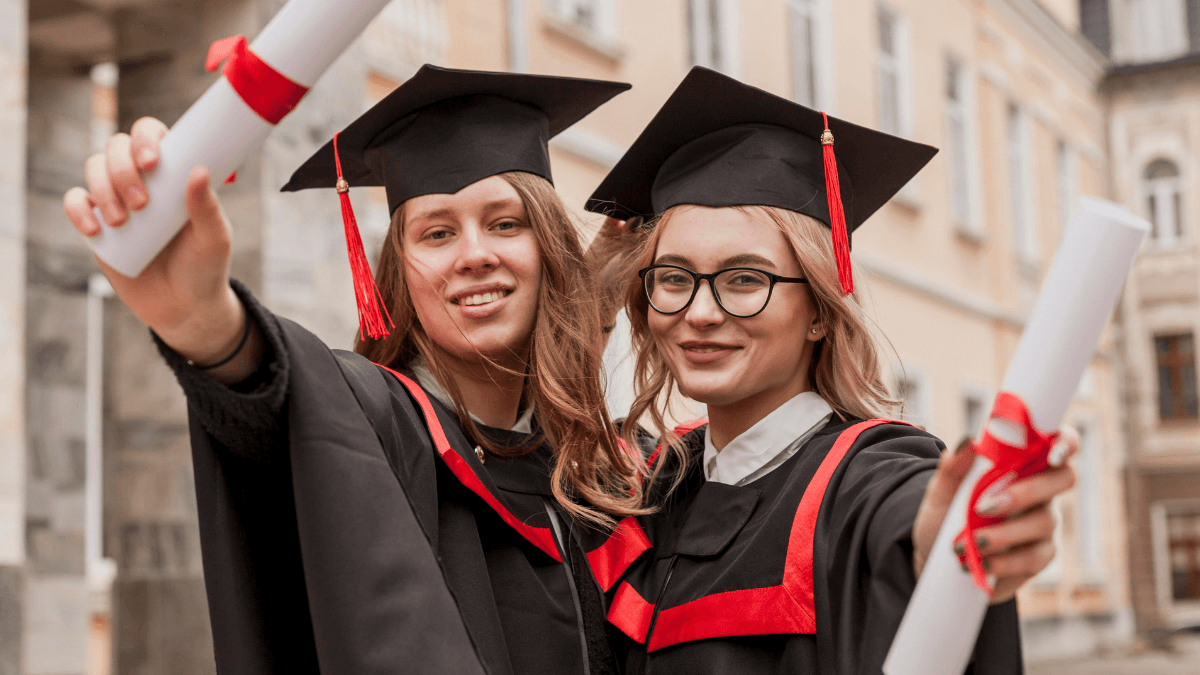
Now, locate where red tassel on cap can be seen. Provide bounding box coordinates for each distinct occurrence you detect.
[332,131,394,340]
[821,112,853,295]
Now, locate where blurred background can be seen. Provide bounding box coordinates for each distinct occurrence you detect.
[0,0,1198,673]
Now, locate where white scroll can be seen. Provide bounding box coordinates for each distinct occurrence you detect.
[88,0,393,278]
[883,197,1148,675]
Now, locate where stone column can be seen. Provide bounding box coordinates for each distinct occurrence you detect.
[0,1,27,673]
[23,45,102,675]
[109,1,265,673]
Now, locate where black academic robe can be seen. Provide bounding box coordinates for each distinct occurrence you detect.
[605,417,1024,675]
[160,281,643,675]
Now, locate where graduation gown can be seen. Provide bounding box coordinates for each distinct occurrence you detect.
[159,281,644,675]
[605,417,1024,675]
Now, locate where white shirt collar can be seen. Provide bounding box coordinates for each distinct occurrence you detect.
[409,357,534,434]
[703,391,834,486]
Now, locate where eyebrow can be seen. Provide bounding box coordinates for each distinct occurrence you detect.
[408,198,523,224]
[653,252,779,269]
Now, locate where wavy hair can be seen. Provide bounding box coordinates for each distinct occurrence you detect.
[618,205,898,484]
[356,172,646,528]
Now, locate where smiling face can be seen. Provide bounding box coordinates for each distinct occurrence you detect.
[647,205,824,417]
[401,175,542,367]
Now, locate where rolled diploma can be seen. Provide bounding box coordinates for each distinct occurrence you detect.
[883,197,1148,675]
[87,0,393,278]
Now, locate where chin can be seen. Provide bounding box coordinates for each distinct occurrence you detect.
[674,372,744,407]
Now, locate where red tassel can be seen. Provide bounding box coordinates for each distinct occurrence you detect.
[333,132,393,340]
[821,112,853,295]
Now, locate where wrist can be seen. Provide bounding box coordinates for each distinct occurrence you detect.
[157,286,245,364]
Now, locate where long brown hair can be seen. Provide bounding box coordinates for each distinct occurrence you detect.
[357,171,646,527]
[619,204,897,482]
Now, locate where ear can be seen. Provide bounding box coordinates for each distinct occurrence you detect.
[806,315,825,342]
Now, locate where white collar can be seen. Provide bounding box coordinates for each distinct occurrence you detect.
[409,357,535,434]
[703,391,834,486]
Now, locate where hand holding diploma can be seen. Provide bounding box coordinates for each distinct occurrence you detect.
[63,119,261,385]
[885,197,1149,675]
[911,428,1078,602]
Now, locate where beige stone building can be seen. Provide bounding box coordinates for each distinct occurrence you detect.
[0,0,1166,672]
[1079,0,1200,640]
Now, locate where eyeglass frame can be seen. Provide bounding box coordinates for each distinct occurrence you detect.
[637,264,809,318]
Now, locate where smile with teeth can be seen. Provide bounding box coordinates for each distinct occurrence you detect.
[454,289,512,307]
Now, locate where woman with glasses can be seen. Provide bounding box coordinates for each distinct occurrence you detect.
[586,67,1079,674]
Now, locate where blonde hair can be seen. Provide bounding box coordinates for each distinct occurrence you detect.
[619,204,897,482]
[357,172,646,528]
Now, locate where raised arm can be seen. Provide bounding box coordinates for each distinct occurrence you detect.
[62,117,262,385]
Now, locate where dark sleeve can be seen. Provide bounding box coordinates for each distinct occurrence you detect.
[819,426,1022,675]
[152,279,289,459]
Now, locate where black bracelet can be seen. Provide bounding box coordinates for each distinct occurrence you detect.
[187,317,253,370]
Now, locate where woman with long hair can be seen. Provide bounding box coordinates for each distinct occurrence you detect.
[586,67,1079,674]
[63,66,649,675]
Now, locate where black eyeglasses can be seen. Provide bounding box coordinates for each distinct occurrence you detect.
[638,264,808,318]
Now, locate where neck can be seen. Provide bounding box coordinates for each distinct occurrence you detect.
[437,348,529,429]
[706,377,813,451]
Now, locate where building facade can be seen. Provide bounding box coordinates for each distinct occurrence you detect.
[0,0,1155,673]
[1080,0,1200,640]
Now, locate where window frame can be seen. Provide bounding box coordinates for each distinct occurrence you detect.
[1143,158,1186,248]
[1154,331,1199,423]
[545,0,619,39]
[1127,0,1189,63]
[944,54,983,238]
[1007,103,1039,264]
[688,0,741,76]
[1152,499,1200,627]
[788,0,835,111]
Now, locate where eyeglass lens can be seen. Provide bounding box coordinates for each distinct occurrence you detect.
[643,267,774,317]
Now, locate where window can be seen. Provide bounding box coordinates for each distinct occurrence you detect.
[875,4,909,137]
[1007,104,1037,262]
[1129,0,1188,63]
[1156,332,1199,422]
[1144,159,1185,246]
[1057,141,1075,235]
[1075,419,1104,576]
[790,0,818,107]
[945,57,973,229]
[1168,510,1200,601]
[689,0,740,75]
[546,0,617,38]
[894,367,931,430]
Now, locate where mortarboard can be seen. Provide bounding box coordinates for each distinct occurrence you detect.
[282,65,631,339]
[585,66,937,294]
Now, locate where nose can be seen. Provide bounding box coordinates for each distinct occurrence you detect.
[684,279,725,329]
[455,224,501,275]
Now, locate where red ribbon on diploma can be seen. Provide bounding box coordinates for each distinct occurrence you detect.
[206,35,310,125]
[955,392,1059,591]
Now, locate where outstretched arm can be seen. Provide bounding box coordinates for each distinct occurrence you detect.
[63,117,262,385]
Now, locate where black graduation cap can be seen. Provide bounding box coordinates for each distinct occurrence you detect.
[585,66,937,293]
[284,64,630,212]
[280,64,630,339]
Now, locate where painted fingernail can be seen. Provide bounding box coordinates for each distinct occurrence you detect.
[1049,440,1069,467]
[138,149,156,168]
[960,560,969,572]
[127,187,147,209]
[953,542,964,556]
[976,491,1013,516]
[983,559,992,573]
[975,536,989,552]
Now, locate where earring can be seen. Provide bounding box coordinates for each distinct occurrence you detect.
[811,328,819,334]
